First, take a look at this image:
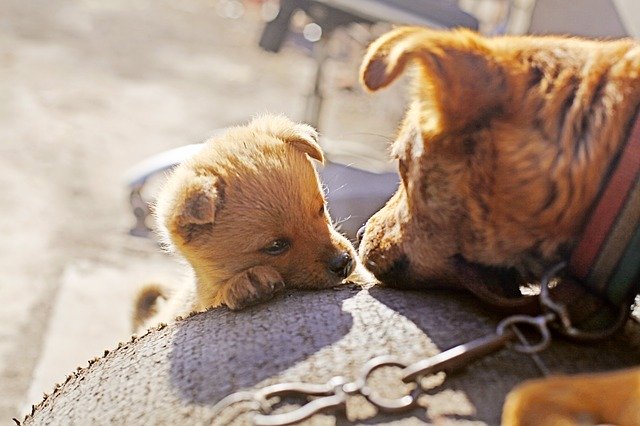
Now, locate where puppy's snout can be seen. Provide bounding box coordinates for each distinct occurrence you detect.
[356,225,366,244]
[328,251,354,279]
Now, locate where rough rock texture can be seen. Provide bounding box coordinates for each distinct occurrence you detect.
[21,287,640,425]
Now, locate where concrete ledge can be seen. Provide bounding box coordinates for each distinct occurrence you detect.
[20,287,640,425]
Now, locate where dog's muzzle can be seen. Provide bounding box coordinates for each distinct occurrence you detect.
[357,223,411,287]
[328,251,354,279]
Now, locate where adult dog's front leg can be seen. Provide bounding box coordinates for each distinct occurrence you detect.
[502,367,640,425]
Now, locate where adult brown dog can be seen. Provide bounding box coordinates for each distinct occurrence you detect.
[357,27,640,425]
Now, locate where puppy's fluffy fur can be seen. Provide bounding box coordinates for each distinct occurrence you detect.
[358,27,640,425]
[133,115,356,331]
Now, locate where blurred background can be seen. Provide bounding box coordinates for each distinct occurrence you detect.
[1,0,638,421]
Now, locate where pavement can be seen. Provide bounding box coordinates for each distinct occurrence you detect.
[0,0,400,421]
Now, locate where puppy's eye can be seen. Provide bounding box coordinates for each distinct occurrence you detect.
[318,204,325,216]
[263,238,290,256]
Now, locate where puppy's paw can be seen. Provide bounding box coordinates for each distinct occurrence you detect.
[222,266,285,310]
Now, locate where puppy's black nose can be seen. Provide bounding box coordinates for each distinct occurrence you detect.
[328,251,354,279]
[356,225,366,243]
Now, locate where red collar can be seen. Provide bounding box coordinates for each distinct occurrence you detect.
[569,110,640,305]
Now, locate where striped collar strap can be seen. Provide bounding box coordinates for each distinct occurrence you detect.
[569,110,640,306]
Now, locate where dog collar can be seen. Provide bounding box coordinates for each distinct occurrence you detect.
[569,110,640,306]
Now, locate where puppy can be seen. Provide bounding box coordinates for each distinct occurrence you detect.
[358,27,640,425]
[133,115,356,331]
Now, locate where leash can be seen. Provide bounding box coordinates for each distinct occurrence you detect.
[210,314,554,425]
[458,262,631,342]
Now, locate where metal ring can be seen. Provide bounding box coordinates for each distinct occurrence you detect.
[343,355,405,395]
[345,355,418,413]
[538,262,572,329]
[496,314,553,354]
[360,383,421,413]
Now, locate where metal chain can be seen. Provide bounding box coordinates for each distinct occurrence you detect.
[211,311,557,425]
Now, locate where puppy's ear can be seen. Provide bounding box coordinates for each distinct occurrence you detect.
[249,115,325,164]
[285,122,325,164]
[173,175,221,227]
[360,27,508,131]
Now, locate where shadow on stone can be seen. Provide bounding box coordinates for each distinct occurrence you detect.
[168,288,357,405]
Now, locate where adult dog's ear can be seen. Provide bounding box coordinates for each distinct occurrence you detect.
[360,27,509,131]
[249,114,325,163]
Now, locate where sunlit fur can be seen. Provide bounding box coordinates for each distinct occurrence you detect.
[359,27,640,286]
[502,367,640,426]
[358,27,640,425]
[134,115,356,329]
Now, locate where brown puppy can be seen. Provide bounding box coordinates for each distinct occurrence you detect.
[358,27,640,425]
[134,115,356,330]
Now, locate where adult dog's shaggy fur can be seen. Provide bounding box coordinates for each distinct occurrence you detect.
[358,27,640,425]
[133,115,356,331]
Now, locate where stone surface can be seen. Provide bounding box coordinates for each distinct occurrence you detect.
[20,287,640,425]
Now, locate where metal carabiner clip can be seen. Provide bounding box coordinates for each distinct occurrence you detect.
[496,313,555,354]
[539,262,631,341]
[343,355,420,413]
